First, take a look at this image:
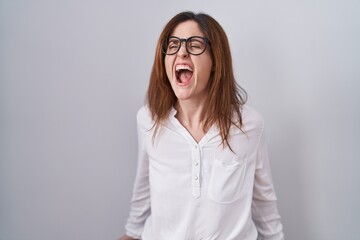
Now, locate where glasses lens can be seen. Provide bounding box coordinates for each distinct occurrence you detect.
[166,37,181,55]
[187,37,207,55]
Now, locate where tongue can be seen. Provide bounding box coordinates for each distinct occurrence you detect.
[179,70,193,83]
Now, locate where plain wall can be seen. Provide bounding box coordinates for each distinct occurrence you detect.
[1,0,359,239]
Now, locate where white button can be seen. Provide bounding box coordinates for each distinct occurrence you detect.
[194,161,198,166]
[194,176,198,180]
[195,145,198,149]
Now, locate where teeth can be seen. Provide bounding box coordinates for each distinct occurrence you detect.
[175,64,193,72]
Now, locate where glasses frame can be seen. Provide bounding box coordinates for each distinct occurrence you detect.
[163,36,210,56]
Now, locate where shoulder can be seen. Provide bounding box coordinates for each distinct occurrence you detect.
[241,104,264,123]
[136,105,151,121]
[136,105,154,130]
[240,104,265,132]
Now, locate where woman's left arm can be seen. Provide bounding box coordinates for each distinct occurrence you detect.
[251,122,284,240]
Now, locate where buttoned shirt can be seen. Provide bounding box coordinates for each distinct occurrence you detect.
[125,105,284,240]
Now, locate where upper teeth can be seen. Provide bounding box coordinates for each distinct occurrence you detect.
[176,64,193,71]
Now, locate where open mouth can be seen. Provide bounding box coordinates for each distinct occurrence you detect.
[175,64,193,85]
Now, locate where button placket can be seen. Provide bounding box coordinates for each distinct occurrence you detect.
[192,144,201,198]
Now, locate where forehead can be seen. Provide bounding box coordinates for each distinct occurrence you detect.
[170,20,204,38]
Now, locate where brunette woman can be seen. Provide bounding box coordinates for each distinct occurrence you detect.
[119,11,284,240]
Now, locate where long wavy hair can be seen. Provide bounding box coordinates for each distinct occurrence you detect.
[147,11,247,148]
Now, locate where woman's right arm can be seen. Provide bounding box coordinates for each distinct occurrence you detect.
[122,108,152,239]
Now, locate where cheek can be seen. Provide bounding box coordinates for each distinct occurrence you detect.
[195,59,213,81]
[164,56,173,80]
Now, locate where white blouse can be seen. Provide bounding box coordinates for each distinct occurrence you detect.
[125,105,284,240]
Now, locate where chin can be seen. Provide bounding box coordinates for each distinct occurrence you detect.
[174,91,193,101]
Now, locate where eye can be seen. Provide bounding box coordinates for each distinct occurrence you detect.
[188,39,204,49]
[168,40,180,49]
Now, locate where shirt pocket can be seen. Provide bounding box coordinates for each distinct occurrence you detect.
[207,156,247,204]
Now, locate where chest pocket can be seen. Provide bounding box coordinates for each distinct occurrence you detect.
[207,156,247,204]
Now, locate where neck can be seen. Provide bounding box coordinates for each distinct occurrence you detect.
[175,98,207,128]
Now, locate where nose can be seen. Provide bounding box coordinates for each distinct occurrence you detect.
[177,41,188,58]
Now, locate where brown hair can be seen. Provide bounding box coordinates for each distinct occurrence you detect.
[147,11,247,148]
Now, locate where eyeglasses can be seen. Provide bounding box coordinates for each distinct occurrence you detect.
[163,36,210,56]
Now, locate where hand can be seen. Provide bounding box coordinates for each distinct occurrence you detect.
[118,235,140,240]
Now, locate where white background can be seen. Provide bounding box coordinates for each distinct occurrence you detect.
[1,0,359,239]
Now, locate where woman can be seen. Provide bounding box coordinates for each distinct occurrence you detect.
[120,11,284,240]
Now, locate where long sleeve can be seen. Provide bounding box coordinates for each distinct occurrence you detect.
[252,122,284,240]
[124,112,151,238]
